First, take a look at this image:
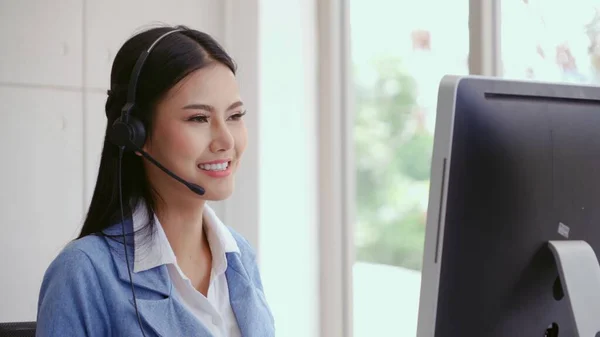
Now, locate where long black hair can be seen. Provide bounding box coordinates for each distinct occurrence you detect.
[78,25,236,239]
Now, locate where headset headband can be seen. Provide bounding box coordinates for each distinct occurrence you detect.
[120,28,182,122]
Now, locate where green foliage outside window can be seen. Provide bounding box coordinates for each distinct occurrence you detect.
[354,56,433,271]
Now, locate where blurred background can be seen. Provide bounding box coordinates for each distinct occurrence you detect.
[2,0,600,336]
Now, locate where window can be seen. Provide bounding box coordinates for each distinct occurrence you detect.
[501,0,600,84]
[349,1,469,335]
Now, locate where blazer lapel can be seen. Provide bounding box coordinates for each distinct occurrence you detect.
[226,253,275,337]
[134,294,213,337]
[102,221,213,337]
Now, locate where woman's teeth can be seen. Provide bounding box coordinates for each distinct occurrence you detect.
[199,162,229,171]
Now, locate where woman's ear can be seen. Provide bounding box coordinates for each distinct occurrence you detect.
[137,140,150,156]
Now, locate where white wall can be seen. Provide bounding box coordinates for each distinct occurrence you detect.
[0,0,227,322]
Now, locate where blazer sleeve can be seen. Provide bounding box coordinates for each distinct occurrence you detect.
[36,246,110,337]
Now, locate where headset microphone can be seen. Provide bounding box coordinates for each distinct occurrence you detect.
[134,146,206,196]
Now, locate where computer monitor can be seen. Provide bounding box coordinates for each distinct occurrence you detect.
[416,75,600,337]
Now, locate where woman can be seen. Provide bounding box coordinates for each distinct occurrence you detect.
[36,25,274,337]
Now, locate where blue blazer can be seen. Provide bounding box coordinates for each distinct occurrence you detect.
[36,219,275,337]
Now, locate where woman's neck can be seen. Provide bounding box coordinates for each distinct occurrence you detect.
[154,198,213,294]
[154,198,207,257]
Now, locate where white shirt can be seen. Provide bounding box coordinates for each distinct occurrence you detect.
[131,203,242,337]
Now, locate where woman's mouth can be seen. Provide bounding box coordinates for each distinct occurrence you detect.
[197,160,233,178]
[198,161,230,171]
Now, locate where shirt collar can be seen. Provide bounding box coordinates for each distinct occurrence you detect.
[132,202,240,274]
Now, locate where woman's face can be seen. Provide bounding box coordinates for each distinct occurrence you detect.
[142,62,247,201]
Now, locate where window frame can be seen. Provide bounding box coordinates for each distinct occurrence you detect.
[317,0,355,336]
[469,0,502,76]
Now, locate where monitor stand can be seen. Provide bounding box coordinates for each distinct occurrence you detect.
[548,240,600,337]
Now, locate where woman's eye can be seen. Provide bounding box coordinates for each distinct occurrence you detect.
[228,110,247,121]
[188,115,208,123]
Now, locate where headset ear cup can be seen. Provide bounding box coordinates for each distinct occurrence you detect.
[127,117,147,151]
[109,116,146,152]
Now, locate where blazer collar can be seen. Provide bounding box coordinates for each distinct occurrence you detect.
[102,218,172,297]
[131,202,240,274]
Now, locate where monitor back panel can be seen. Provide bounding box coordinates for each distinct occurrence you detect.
[436,77,600,337]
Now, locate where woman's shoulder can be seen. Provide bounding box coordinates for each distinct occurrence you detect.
[55,234,111,261]
[42,234,114,285]
[37,235,113,335]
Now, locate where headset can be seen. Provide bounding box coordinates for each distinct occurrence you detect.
[109,29,177,154]
[108,28,205,336]
[108,28,205,196]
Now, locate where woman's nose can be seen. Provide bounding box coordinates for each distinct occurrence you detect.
[209,121,234,153]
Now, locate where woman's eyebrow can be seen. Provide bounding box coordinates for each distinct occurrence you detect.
[182,103,214,112]
[182,100,243,112]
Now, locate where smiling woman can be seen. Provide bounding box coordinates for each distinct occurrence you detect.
[35,25,274,337]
